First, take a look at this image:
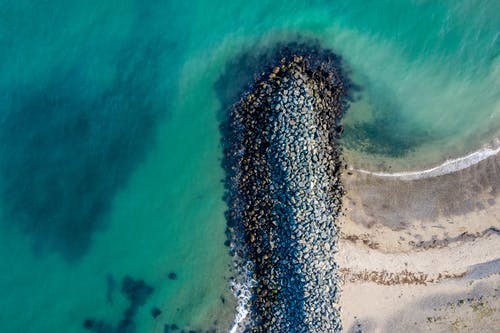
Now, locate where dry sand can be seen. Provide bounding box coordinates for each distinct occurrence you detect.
[337,153,500,332]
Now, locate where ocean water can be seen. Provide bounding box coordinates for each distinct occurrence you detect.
[0,1,498,332]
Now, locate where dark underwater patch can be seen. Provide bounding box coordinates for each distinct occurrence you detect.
[341,83,436,158]
[0,37,169,261]
[83,275,154,333]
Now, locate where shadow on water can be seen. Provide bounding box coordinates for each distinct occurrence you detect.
[0,9,172,262]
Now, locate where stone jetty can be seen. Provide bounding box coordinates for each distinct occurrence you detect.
[222,46,349,332]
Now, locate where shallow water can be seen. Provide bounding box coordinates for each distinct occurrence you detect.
[0,1,498,332]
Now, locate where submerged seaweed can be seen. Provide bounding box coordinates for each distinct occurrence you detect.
[83,275,154,333]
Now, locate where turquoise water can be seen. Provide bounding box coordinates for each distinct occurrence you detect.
[0,1,498,332]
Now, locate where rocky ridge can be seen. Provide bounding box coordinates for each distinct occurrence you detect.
[222,47,349,332]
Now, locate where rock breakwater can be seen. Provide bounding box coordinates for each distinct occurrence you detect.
[222,45,350,332]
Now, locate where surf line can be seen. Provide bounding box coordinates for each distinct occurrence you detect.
[353,145,500,180]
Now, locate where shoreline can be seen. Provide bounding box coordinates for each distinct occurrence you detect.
[338,150,500,332]
[352,144,500,180]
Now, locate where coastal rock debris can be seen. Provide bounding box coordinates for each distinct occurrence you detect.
[222,45,350,332]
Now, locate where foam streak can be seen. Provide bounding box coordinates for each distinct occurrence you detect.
[354,146,500,180]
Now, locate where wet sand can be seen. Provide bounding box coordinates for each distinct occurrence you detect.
[338,153,500,332]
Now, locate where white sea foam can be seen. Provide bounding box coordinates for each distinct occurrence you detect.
[353,145,500,180]
[229,261,256,333]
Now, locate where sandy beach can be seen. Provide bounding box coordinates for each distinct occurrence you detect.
[338,153,500,332]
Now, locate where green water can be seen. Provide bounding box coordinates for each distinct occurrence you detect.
[0,1,498,332]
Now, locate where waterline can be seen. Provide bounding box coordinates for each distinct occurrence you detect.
[353,144,500,180]
[229,261,255,333]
